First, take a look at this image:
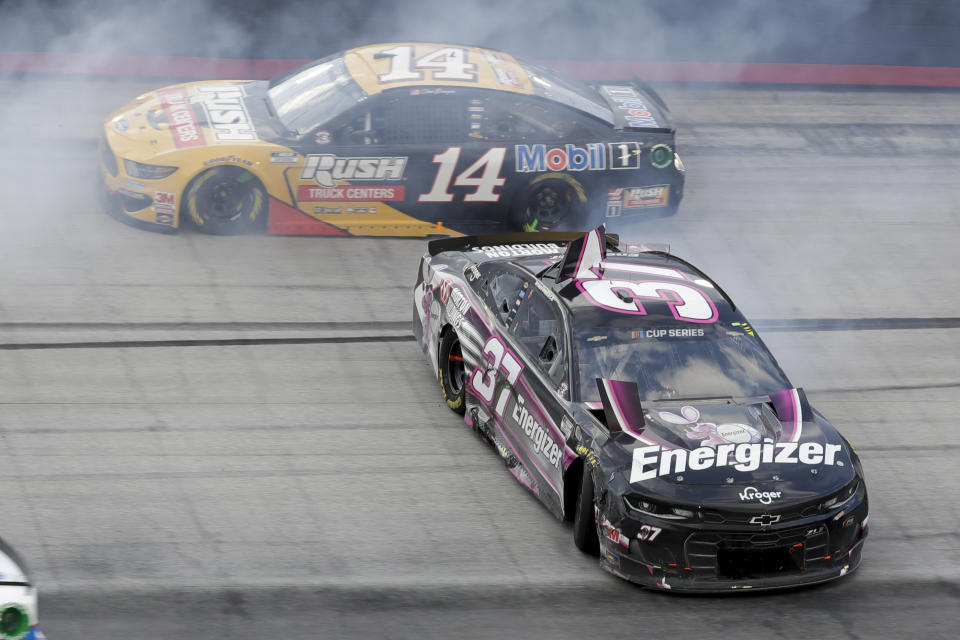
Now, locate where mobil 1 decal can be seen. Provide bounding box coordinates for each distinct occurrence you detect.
[514,142,662,173]
[609,142,641,169]
[469,335,563,475]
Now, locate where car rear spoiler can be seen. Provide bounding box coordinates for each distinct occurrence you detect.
[428,231,620,257]
[620,76,675,133]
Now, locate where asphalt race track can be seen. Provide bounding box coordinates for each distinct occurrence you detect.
[0,77,958,638]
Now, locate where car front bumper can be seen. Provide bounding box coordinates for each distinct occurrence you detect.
[99,134,181,232]
[597,494,869,592]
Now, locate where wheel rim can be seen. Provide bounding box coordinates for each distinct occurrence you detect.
[522,184,572,231]
[447,336,465,395]
[205,178,254,222]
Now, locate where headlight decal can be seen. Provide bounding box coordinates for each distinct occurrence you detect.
[123,159,178,180]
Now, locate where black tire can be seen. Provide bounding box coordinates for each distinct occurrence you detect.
[573,463,600,555]
[510,177,584,232]
[438,328,467,415]
[183,166,267,235]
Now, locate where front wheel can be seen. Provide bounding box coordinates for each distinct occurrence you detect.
[438,329,466,414]
[573,464,600,555]
[184,166,267,235]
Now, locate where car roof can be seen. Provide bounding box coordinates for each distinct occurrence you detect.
[343,42,536,96]
[468,251,741,333]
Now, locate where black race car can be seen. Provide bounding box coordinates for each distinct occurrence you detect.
[100,43,684,236]
[413,228,868,591]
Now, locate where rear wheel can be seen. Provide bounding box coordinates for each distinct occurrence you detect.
[184,166,266,235]
[438,329,466,414]
[510,176,584,232]
[573,463,600,555]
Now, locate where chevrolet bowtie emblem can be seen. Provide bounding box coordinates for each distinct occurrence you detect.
[750,514,781,526]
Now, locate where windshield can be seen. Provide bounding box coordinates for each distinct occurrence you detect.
[267,56,366,135]
[517,60,614,126]
[574,323,791,403]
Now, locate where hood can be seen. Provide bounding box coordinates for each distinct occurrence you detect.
[591,388,858,507]
[104,80,275,157]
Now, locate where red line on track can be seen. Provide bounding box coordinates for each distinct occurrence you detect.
[2,51,960,87]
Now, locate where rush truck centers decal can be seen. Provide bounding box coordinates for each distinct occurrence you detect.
[300,155,408,187]
[631,441,843,483]
[157,87,204,149]
[296,186,406,201]
[193,85,258,142]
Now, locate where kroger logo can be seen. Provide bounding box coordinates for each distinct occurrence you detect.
[738,486,782,505]
[515,143,606,173]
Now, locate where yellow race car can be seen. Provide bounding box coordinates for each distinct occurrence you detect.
[99,43,685,236]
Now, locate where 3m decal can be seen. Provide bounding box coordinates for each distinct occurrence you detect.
[419,147,506,203]
[599,514,631,548]
[630,441,844,483]
[153,192,175,207]
[296,185,405,201]
[193,85,257,142]
[157,87,204,149]
[515,143,606,173]
[300,155,407,187]
[152,191,176,226]
[376,45,477,83]
[738,486,782,504]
